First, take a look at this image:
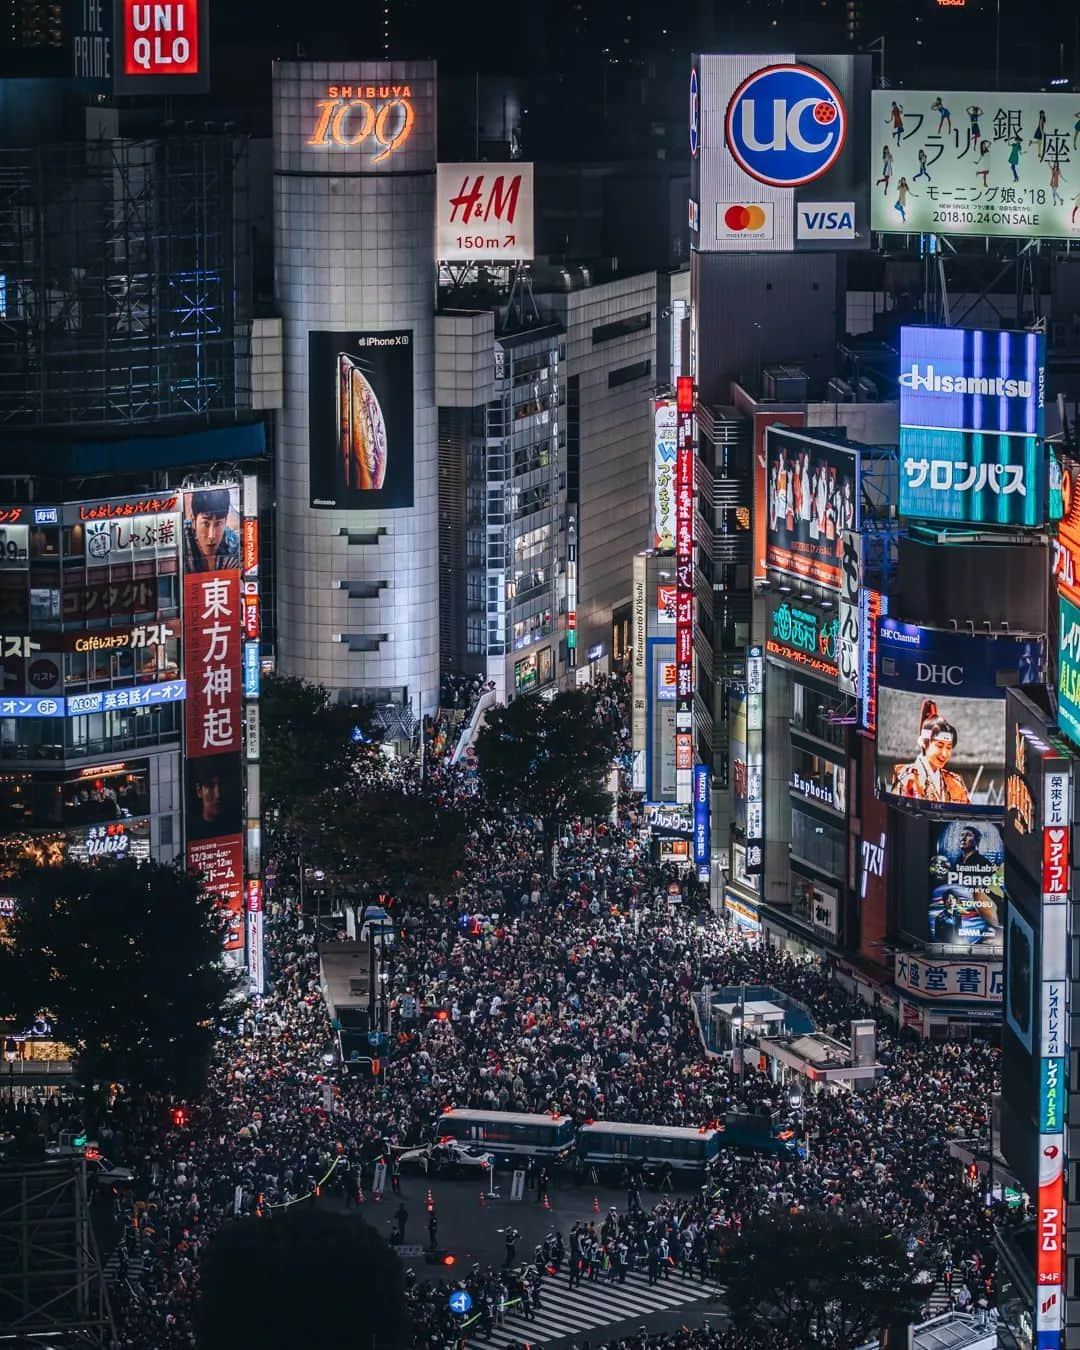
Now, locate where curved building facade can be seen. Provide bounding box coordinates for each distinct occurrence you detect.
[272,61,439,717]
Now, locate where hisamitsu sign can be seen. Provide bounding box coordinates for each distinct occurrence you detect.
[899,325,1045,528]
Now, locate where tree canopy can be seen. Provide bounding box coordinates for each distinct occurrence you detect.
[297,789,469,906]
[198,1208,408,1350]
[474,687,618,835]
[713,1211,927,1350]
[0,859,234,1097]
[259,673,377,830]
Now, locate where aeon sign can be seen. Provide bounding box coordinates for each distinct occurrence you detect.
[724,64,846,188]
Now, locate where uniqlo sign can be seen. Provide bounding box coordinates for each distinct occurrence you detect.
[184,570,241,759]
[123,0,199,76]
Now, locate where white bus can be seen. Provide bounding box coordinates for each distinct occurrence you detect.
[433,1109,575,1166]
[576,1121,723,1183]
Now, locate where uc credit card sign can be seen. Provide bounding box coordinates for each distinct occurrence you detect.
[899,325,1046,528]
[689,52,870,253]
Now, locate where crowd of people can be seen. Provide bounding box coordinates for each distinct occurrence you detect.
[2,673,1015,1349]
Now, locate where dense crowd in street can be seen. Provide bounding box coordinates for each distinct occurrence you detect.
[2,674,1014,1348]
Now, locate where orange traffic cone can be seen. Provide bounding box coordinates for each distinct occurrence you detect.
[592,1195,600,1214]
[542,1192,551,1211]
[426,1188,434,1212]
[479,1190,487,1208]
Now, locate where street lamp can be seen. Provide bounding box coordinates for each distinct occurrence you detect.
[788,1084,809,1159]
[4,1038,17,1105]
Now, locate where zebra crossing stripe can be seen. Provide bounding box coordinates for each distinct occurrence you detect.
[480,1270,715,1348]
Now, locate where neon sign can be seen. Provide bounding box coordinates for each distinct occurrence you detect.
[307,86,415,161]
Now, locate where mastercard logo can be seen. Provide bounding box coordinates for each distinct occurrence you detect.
[716,201,775,239]
[724,205,768,231]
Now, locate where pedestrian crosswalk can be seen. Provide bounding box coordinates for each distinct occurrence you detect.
[924,1281,954,1317]
[477,1269,717,1348]
[103,1242,146,1291]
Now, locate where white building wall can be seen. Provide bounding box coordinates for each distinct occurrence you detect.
[272,61,439,713]
[544,273,657,663]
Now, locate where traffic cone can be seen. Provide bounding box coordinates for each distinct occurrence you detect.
[426,1187,434,1212]
[592,1195,600,1214]
[357,1187,365,1204]
[542,1192,551,1211]
[479,1190,487,1208]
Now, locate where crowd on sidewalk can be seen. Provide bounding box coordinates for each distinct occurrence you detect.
[1,675,1013,1348]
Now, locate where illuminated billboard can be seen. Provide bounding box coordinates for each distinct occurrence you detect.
[899,326,1046,527]
[764,427,860,589]
[653,399,677,551]
[871,91,1080,240]
[69,0,210,95]
[1057,595,1080,749]
[436,163,534,261]
[877,620,1042,814]
[926,818,1004,947]
[183,484,244,957]
[690,54,871,252]
[766,594,839,682]
[308,331,414,511]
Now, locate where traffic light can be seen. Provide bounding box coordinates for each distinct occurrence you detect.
[170,1106,188,1128]
[371,1058,381,1077]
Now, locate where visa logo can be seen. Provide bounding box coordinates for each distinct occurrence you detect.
[797,201,856,240]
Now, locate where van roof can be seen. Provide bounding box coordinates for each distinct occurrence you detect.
[440,1110,572,1126]
[578,1121,720,1140]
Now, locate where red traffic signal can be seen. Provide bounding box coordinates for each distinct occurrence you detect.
[170,1107,188,1128]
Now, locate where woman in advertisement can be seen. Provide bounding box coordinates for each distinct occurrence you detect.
[889,699,971,804]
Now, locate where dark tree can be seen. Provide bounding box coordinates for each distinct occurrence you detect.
[198,1209,408,1350]
[260,673,377,827]
[474,688,618,838]
[298,789,469,905]
[713,1212,926,1349]
[0,860,234,1098]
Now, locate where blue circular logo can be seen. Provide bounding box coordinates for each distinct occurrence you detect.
[689,67,699,158]
[449,1291,472,1315]
[724,64,846,188]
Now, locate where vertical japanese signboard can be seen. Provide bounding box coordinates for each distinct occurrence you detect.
[693,763,710,884]
[745,646,764,875]
[837,530,862,704]
[183,484,244,958]
[242,474,264,994]
[1037,753,1070,1349]
[675,377,695,806]
[653,398,678,551]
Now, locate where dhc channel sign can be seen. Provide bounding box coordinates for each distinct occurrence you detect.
[725,64,847,188]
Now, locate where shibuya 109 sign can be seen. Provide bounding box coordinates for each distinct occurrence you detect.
[307,83,416,161]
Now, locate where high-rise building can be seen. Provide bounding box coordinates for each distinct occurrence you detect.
[271,61,440,725]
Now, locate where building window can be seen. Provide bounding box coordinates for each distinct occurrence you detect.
[592,313,651,345]
[608,359,652,390]
[790,807,845,879]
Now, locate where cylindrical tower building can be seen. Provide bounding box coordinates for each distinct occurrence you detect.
[272,61,439,718]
